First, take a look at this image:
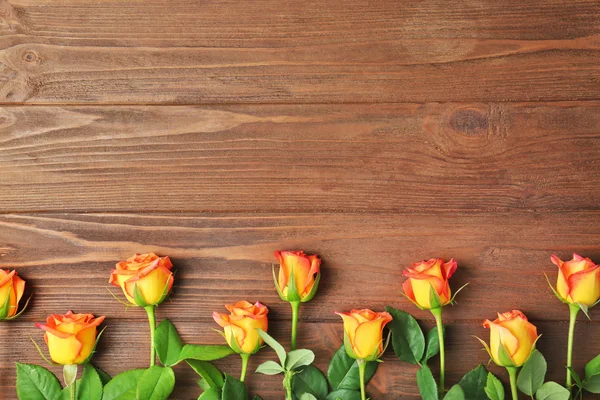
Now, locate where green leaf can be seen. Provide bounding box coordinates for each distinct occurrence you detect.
[325,390,362,400]
[197,388,220,400]
[132,284,148,307]
[136,366,175,400]
[255,361,285,375]
[186,360,224,389]
[16,362,62,400]
[585,354,600,379]
[327,345,378,390]
[385,306,425,364]
[584,375,600,394]
[101,368,145,400]
[517,350,547,396]
[257,329,286,366]
[422,326,442,363]
[177,344,235,363]
[93,365,111,386]
[252,396,263,400]
[484,372,504,400]
[221,374,249,400]
[444,385,466,400]
[458,364,487,400]
[300,395,318,400]
[78,364,103,400]
[535,382,570,400]
[292,365,328,400]
[154,319,183,367]
[416,365,438,400]
[285,349,315,371]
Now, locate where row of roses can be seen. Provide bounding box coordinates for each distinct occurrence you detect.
[4,251,600,399]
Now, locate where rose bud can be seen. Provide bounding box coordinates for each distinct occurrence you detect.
[551,254,600,306]
[109,253,174,307]
[0,269,26,320]
[273,250,321,303]
[482,310,538,367]
[402,258,457,309]
[213,301,269,354]
[335,309,392,361]
[35,311,105,365]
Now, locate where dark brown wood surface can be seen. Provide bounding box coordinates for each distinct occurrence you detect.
[1,0,599,398]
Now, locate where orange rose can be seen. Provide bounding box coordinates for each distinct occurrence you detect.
[551,254,600,306]
[110,253,174,306]
[482,310,538,367]
[0,269,26,320]
[335,309,392,361]
[213,301,269,354]
[402,258,457,309]
[274,250,321,303]
[35,311,105,365]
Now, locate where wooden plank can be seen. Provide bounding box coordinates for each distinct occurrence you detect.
[0,1,599,103]
[1,212,599,322]
[2,319,597,399]
[2,103,600,212]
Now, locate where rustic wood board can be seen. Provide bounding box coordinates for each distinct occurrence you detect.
[1,0,599,398]
[0,1,599,103]
[1,103,600,213]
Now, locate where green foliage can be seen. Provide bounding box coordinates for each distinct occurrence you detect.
[457,364,487,400]
[221,374,249,400]
[416,365,438,400]
[327,345,377,391]
[385,306,425,364]
[444,385,466,400]
[101,368,145,400]
[136,366,175,400]
[517,350,547,396]
[16,363,62,400]
[484,372,504,400]
[293,366,328,400]
[534,382,570,400]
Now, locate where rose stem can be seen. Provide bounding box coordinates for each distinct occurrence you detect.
[239,353,250,382]
[506,367,518,400]
[290,301,300,350]
[566,303,580,390]
[144,305,157,367]
[430,307,445,393]
[358,359,367,400]
[284,371,294,400]
[70,380,76,400]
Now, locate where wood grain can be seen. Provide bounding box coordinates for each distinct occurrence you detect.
[0,1,599,103]
[2,319,598,399]
[2,102,600,213]
[1,212,599,322]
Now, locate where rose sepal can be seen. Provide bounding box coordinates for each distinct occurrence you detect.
[400,291,427,310]
[132,284,149,307]
[428,284,442,310]
[448,282,469,305]
[227,330,243,354]
[300,272,321,303]
[342,329,359,360]
[106,287,136,308]
[0,284,12,320]
[544,273,570,305]
[5,295,32,321]
[29,337,60,367]
[272,265,287,301]
[155,274,174,306]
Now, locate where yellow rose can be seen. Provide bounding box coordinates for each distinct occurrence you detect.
[0,269,26,320]
[335,309,392,361]
[35,311,105,365]
[274,250,321,302]
[402,258,457,309]
[213,301,269,354]
[483,310,537,367]
[551,254,600,306]
[110,253,174,306]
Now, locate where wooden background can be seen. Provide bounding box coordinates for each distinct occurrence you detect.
[1,0,599,398]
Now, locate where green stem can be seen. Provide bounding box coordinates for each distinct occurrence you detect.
[566,304,580,390]
[70,380,76,400]
[284,371,294,400]
[506,367,518,400]
[430,307,445,393]
[290,301,300,350]
[240,353,250,382]
[358,359,367,400]
[144,305,157,367]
